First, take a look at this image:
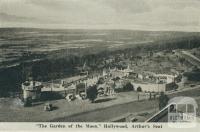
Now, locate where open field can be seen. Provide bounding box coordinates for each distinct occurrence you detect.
[0,92,148,122]
[1,85,200,122]
[1,28,200,68]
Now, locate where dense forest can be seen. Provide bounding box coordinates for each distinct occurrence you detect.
[0,35,200,97]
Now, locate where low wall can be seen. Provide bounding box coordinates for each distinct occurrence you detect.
[131,82,166,92]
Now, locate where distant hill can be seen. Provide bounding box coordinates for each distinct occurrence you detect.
[1,28,200,68]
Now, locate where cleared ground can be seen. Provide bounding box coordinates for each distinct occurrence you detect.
[1,85,200,122]
[0,92,150,122]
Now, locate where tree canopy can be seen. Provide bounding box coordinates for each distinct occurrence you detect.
[158,92,169,110]
[86,85,98,103]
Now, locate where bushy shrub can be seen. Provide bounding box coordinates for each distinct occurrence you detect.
[137,87,142,92]
[123,82,134,91]
[87,85,98,103]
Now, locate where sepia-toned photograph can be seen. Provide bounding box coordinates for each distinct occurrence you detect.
[0,0,200,126]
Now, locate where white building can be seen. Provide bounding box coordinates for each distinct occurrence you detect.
[22,81,43,100]
[155,74,177,83]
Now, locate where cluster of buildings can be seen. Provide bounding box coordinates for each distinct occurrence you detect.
[21,65,179,102]
[21,81,43,103]
[128,71,178,92]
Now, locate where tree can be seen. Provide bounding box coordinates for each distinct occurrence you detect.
[192,65,199,72]
[97,77,104,84]
[87,85,98,103]
[76,83,85,89]
[137,87,142,92]
[158,92,169,110]
[76,83,85,94]
[123,82,134,91]
[24,97,32,107]
[112,77,120,81]
[149,92,152,100]
[179,58,186,65]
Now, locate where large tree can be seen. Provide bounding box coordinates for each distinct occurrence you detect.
[158,92,169,110]
[97,77,105,84]
[123,82,134,91]
[86,85,98,103]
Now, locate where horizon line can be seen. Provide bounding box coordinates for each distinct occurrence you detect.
[0,26,200,33]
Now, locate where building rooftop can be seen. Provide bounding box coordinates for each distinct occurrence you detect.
[22,81,42,90]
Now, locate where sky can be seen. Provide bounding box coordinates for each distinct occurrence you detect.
[0,0,200,31]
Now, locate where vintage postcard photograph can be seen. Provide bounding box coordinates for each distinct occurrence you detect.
[0,0,200,131]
